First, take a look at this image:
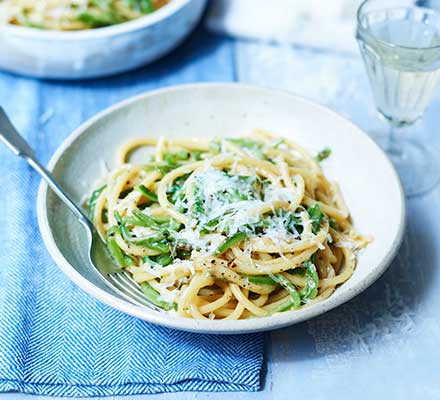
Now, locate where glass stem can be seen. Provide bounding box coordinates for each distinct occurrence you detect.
[386,123,404,157]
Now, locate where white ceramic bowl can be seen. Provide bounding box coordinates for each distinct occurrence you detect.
[0,0,206,79]
[37,83,405,334]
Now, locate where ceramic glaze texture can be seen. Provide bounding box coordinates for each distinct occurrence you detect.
[37,83,405,334]
[0,0,206,79]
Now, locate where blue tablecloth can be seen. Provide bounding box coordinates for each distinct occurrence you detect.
[3,21,440,400]
[0,28,263,397]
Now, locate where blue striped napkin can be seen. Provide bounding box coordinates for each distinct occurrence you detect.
[0,127,263,397]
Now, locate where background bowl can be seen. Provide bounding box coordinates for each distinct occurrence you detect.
[37,83,405,334]
[0,0,206,80]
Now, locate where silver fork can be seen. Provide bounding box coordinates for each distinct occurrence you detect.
[0,108,160,311]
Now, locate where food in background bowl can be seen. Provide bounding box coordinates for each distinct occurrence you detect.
[0,0,169,30]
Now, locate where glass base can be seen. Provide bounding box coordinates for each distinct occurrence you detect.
[375,135,440,197]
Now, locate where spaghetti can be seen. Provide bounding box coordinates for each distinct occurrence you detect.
[0,0,169,30]
[87,130,370,320]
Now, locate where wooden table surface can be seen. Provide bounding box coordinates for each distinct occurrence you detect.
[1,23,440,400]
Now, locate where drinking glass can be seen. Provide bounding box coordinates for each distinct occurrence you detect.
[356,0,440,196]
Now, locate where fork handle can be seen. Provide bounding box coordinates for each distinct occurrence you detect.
[0,107,92,230]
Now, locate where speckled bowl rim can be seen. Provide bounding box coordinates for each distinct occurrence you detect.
[37,83,406,334]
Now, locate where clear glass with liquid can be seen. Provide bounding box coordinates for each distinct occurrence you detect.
[356,0,440,196]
